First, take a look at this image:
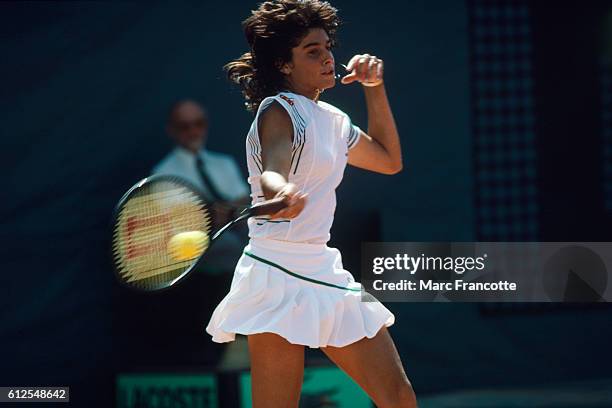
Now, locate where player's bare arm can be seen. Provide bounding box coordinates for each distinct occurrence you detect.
[342,54,403,175]
[258,101,308,219]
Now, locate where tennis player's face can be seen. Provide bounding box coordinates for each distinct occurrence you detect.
[285,28,335,94]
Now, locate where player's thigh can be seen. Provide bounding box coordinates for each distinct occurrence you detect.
[247,332,305,408]
[320,326,416,407]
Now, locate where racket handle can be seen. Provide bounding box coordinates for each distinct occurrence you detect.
[248,197,288,216]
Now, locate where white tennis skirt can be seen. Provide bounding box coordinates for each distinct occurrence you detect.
[205,238,395,348]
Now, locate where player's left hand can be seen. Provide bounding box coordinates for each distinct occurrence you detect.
[340,54,384,87]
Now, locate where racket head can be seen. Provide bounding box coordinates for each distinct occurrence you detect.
[111,175,212,291]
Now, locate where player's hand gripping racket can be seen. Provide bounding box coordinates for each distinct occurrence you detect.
[111,175,286,291]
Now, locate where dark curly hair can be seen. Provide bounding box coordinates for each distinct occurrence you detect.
[225,0,340,112]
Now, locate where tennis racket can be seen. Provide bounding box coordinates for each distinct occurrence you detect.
[111,174,286,291]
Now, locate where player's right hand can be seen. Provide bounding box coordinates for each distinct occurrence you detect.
[271,183,308,219]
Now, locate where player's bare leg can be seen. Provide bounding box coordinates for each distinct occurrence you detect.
[247,332,305,408]
[321,326,417,408]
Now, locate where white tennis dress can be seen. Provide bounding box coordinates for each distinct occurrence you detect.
[205,91,395,348]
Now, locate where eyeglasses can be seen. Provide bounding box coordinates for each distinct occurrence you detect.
[173,118,207,131]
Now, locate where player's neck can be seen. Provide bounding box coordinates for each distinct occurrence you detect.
[284,83,320,102]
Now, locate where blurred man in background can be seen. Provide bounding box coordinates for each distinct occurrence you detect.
[154,100,250,226]
[152,100,251,368]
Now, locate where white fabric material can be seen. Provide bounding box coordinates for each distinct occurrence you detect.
[206,92,394,348]
[205,238,395,348]
[152,146,249,201]
[245,91,362,244]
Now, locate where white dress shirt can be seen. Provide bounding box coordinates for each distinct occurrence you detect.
[152,146,249,202]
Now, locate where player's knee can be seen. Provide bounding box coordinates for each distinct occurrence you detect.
[376,378,417,408]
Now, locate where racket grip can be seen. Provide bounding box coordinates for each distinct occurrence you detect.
[249,197,288,216]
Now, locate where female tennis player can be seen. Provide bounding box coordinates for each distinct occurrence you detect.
[206,1,416,406]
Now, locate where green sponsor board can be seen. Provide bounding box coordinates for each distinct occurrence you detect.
[116,373,218,408]
[240,366,372,407]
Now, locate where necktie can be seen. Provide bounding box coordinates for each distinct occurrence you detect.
[195,155,225,202]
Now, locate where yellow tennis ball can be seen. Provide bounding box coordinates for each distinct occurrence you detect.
[167,231,209,261]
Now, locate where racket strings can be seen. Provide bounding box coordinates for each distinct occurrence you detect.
[114,207,209,247]
[112,180,211,290]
